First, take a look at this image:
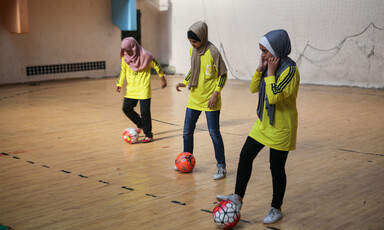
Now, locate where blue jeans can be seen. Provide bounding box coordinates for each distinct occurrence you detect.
[183,108,225,168]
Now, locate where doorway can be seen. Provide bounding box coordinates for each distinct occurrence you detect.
[121,9,141,44]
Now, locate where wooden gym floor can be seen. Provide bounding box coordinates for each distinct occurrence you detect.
[0,76,383,230]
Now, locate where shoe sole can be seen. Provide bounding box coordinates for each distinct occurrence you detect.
[213,175,226,180]
[141,139,153,143]
[216,195,242,210]
[263,216,283,224]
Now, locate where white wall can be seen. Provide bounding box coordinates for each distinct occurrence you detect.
[137,0,168,65]
[1,0,383,88]
[0,0,121,84]
[166,0,384,88]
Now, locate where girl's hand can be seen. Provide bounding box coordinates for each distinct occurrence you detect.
[208,91,219,108]
[161,77,167,89]
[257,55,267,72]
[176,83,186,92]
[116,86,121,92]
[267,57,280,76]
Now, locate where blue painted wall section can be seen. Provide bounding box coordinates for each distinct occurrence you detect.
[111,0,137,31]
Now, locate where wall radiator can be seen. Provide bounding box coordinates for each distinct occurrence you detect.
[26,61,106,76]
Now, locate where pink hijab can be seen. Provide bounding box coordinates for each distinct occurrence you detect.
[120,37,153,71]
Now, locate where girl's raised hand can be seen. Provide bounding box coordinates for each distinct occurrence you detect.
[267,57,280,76]
[257,55,267,72]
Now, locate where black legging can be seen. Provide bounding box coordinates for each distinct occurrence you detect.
[122,98,152,138]
[235,136,289,209]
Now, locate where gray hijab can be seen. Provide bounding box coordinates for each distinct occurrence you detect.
[256,29,296,125]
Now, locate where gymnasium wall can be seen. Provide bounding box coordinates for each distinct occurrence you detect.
[1,0,383,88]
[136,0,169,67]
[166,0,384,88]
[0,0,122,84]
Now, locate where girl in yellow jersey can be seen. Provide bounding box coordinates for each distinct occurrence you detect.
[175,21,228,180]
[116,37,167,143]
[217,29,300,224]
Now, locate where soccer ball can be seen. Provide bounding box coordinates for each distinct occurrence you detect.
[212,200,241,229]
[123,128,138,144]
[175,152,196,172]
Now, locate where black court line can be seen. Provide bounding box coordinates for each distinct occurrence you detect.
[337,148,384,157]
[0,87,52,102]
[239,219,251,224]
[171,200,186,205]
[200,209,251,224]
[146,193,160,198]
[152,118,242,136]
[298,83,384,97]
[98,180,110,185]
[200,209,212,213]
[122,186,134,191]
[2,151,253,227]
[152,118,183,127]
[2,151,136,192]
[267,226,282,230]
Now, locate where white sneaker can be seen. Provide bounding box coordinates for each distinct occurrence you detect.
[263,207,283,224]
[213,167,226,180]
[173,165,179,171]
[216,193,242,210]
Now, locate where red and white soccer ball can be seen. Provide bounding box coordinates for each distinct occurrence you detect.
[212,200,241,229]
[123,128,138,144]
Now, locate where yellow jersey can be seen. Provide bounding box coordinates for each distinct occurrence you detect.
[182,47,227,111]
[116,57,164,99]
[249,66,300,151]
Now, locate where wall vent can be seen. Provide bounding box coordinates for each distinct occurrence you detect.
[26,61,106,76]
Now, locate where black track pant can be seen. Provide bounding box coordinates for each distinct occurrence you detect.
[122,98,152,138]
[235,136,289,209]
